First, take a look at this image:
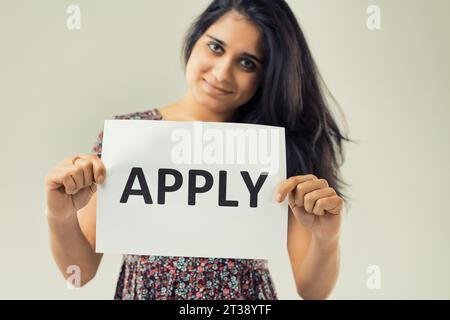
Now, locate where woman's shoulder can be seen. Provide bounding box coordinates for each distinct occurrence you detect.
[92,108,163,158]
[112,108,163,120]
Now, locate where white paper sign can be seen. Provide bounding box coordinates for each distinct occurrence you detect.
[96,120,287,259]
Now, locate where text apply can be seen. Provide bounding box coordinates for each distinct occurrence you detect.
[97,120,287,259]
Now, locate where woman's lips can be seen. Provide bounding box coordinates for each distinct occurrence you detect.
[202,79,233,95]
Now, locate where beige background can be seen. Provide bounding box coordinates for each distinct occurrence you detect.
[0,0,449,299]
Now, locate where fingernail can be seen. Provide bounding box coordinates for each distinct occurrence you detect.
[97,175,105,184]
[276,193,282,202]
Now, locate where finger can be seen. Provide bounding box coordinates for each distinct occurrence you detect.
[61,173,77,194]
[277,174,317,202]
[89,182,97,194]
[46,168,76,193]
[60,155,80,166]
[304,187,336,214]
[287,187,303,210]
[73,158,94,188]
[294,178,329,208]
[60,164,84,194]
[60,154,106,184]
[288,190,297,210]
[313,195,343,215]
[80,154,106,184]
[52,168,79,194]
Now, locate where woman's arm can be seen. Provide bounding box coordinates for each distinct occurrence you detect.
[47,192,103,287]
[279,174,343,300]
[287,208,340,300]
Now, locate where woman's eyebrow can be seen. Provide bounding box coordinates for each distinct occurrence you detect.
[206,34,264,64]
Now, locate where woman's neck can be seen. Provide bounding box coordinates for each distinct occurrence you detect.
[159,92,235,122]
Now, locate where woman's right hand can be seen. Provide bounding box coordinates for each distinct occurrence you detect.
[45,155,106,219]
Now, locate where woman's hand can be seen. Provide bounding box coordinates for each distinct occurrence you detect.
[276,174,343,242]
[45,154,106,219]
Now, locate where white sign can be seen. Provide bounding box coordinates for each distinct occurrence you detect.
[96,120,288,259]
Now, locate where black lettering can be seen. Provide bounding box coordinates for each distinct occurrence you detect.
[188,170,213,205]
[157,168,183,204]
[120,167,152,204]
[218,170,238,207]
[240,171,269,208]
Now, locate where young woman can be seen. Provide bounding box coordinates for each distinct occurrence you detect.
[45,0,350,300]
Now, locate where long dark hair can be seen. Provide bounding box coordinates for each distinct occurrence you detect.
[182,0,353,203]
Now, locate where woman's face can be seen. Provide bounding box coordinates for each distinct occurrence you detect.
[185,10,265,115]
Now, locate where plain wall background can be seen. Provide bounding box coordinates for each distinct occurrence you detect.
[0,0,449,299]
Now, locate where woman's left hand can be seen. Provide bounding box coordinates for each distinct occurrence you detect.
[276,174,343,242]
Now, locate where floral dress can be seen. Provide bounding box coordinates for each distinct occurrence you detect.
[92,108,278,300]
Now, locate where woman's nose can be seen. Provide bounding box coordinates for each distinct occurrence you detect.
[212,58,233,83]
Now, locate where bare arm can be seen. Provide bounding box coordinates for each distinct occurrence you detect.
[45,155,105,287]
[47,193,103,287]
[296,233,340,300]
[279,174,343,300]
[287,207,340,300]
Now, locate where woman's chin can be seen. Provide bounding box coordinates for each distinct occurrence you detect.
[196,96,231,113]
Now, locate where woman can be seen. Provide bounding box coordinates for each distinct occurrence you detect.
[45,0,350,300]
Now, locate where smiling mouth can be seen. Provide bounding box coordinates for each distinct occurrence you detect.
[203,79,233,95]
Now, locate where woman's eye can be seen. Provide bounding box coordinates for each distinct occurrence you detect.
[240,59,256,70]
[207,42,256,71]
[208,42,223,53]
